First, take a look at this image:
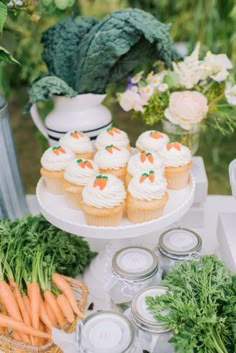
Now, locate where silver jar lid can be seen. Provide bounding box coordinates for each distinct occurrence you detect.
[80,311,136,353]
[112,247,159,282]
[158,228,202,260]
[131,286,170,334]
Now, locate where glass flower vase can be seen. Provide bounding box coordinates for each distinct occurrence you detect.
[162,120,200,155]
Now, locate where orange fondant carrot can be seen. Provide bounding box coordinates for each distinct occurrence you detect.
[140,151,146,162]
[147,153,154,163]
[85,161,93,169]
[149,170,155,182]
[140,173,148,183]
[150,131,163,139]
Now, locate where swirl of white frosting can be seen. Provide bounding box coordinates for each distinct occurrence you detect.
[59,131,93,153]
[82,174,126,208]
[94,146,130,170]
[136,131,169,153]
[95,127,130,150]
[128,172,167,201]
[41,146,75,171]
[64,159,98,186]
[158,143,192,167]
[127,152,164,176]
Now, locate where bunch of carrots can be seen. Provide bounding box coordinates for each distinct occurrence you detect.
[0,216,91,347]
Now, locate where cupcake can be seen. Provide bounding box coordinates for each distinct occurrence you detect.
[81,174,126,226]
[95,127,130,150]
[94,145,130,183]
[40,145,75,194]
[136,130,169,154]
[59,130,94,159]
[64,158,98,209]
[126,151,164,186]
[126,170,168,223]
[159,142,192,189]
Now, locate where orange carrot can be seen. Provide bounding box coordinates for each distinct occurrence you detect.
[57,294,74,323]
[39,298,53,331]
[22,295,31,319]
[38,321,46,345]
[44,291,65,329]
[0,313,51,339]
[60,275,89,291]
[45,302,57,327]
[27,282,41,344]
[52,273,84,319]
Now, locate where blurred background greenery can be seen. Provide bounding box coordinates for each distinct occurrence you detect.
[2,0,236,193]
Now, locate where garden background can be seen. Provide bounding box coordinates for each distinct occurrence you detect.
[2,0,236,193]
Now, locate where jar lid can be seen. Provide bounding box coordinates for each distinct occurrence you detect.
[131,286,170,334]
[81,311,136,353]
[112,247,159,281]
[158,228,202,260]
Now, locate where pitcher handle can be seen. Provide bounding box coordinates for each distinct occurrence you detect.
[229,159,236,198]
[30,103,49,140]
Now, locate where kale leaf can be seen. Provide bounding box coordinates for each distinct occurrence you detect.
[75,8,179,94]
[42,16,98,89]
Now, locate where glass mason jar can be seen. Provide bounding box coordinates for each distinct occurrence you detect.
[76,311,142,353]
[157,228,203,277]
[162,119,200,155]
[127,286,174,353]
[107,247,161,312]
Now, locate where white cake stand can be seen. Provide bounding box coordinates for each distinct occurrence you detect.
[36,175,195,309]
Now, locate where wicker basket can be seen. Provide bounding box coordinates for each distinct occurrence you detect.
[0,281,89,353]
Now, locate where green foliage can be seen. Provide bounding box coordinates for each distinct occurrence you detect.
[0,2,7,33]
[0,45,20,65]
[146,255,236,353]
[75,8,179,93]
[27,75,77,111]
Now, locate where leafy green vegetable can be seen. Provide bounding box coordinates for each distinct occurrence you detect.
[26,76,77,111]
[76,8,179,94]
[146,255,236,353]
[41,16,98,89]
[0,214,96,277]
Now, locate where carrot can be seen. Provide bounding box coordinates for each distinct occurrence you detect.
[45,302,57,327]
[52,273,84,319]
[0,313,51,339]
[22,295,31,319]
[39,298,53,331]
[60,275,89,292]
[57,294,74,323]
[38,321,46,345]
[44,291,65,329]
[27,282,41,344]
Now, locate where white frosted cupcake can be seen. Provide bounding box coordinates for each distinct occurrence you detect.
[94,145,130,183]
[81,174,126,226]
[59,130,94,159]
[95,127,130,150]
[159,142,192,189]
[126,151,164,186]
[64,158,98,209]
[40,146,75,194]
[126,170,168,223]
[136,130,169,154]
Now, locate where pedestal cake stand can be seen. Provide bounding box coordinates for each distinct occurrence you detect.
[36,175,195,309]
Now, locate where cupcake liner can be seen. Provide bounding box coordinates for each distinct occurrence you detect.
[75,151,94,160]
[81,202,125,227]
[40,168,64,194]
[165,162,192,190]
[63,181,84,209]
[125,172,132,187]
[99,166,127,184]
[126,192,168,224]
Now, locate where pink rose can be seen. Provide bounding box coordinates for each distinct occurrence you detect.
[165,91,208,130]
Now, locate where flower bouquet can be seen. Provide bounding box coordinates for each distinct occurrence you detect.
[118,43,236,154]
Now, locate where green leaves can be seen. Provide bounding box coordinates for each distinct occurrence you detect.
[0,2,7,33]
[0,45,20,65]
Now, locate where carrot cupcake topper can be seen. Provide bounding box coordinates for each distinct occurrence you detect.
[93,174,108,190]
[105,144,121,153]
[150,131,164,139]
[140,151,154,163]
[167,142,181,151]
[107,127,121,136]
[70,130,84,139]
[76,159,93,169]
[140,170,155,183]
[52,146,66,155]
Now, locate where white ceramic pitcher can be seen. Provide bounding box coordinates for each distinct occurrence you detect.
[30,94,112,146]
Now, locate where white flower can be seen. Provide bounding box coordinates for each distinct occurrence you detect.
[148,71,167,87]
[225,83,236,105]
[119,89,147,112]
[140,85,154,98]
[146,71,154,81]
[158,83,168,92]
[173,43,208,89]
[204,52,233,82]
[131,71,144,84]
